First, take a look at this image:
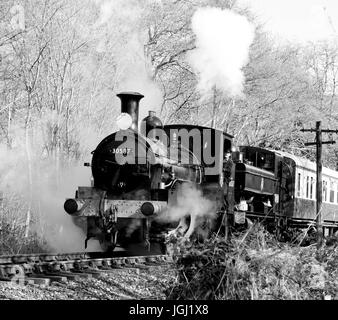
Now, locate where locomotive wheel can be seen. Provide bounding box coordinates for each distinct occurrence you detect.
[99,240,116,253]
[99,234,116,253]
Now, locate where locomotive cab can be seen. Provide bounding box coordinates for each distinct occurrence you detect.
[232,146,279,222]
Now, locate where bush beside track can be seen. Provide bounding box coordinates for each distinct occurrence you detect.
[167,224,338,300]
[0,195,51,255]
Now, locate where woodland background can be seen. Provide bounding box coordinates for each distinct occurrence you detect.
[0,0,338,253]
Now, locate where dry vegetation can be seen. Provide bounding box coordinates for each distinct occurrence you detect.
[0,195,51,255]
[167,224,338,300]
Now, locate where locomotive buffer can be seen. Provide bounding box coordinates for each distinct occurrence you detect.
[301,121,338,249]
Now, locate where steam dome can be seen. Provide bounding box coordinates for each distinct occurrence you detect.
[141,111,163,139]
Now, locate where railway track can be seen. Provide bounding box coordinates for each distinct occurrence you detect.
[0,251,172,286]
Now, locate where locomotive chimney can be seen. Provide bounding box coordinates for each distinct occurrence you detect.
[117,92,144,131]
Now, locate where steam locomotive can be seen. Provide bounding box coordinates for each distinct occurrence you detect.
[64,92,338,252]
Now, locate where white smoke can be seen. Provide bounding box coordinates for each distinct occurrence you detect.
[0,140,101,253]
[158,183,217,238]
[114,34,163,123]
[93,0,163,121]
[34,164,101,253]
[187,7,255,99]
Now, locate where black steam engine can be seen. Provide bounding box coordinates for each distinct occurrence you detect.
[64,92,338,252]
[64,92,233,252]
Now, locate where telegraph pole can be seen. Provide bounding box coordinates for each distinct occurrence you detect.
[301,121,337,249]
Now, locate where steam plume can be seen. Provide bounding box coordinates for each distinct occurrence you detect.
[93,0,163,121]
[158,183,216,238]
[187,7,255,98]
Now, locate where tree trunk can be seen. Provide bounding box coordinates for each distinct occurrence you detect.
[24,99,33,239]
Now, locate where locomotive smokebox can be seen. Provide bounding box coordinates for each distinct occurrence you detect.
[117,92,144,131]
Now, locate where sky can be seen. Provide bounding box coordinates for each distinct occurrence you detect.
[239,0,338,43]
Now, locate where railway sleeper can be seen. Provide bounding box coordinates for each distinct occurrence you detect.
[75,268,102,278]
[51,271,93,279]
[27,277,50,286]
[43,271,94,280]
[144,256,166,266]
[30,273,68,283]
[109,264,124,269]
[42,272,80,281]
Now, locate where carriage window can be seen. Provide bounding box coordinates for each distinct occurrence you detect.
[313,179,316,198]
[310,177,314,199]
[306,176,309,198]
[330,181,335,203]
[297,173,301,197]
[323,181,328,202]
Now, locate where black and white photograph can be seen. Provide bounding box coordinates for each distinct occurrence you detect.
[0,0,338,307]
